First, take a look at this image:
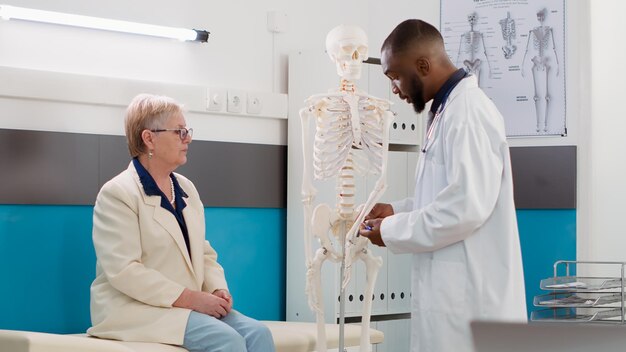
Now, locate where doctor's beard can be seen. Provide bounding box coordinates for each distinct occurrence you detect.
[410,75,426,114]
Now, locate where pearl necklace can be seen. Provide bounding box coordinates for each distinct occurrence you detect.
[169,177,175,205]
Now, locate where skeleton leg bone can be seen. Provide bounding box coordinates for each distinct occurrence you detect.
[531,57,549,133]
[531,63,541,132]
[544,64,551,132]
[306,247,332,352]
[357,248,383,352]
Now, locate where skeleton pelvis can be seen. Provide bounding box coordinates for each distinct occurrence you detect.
[463,58,482,72]
[311,203,368,252]
[531,56,550,69]
[311,203,363,248]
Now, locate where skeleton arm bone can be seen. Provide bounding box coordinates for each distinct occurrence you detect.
[480,33,493,78]
[456,34,465,67]
[300,106,318,266]
[521,31,532,77]
[550,28,559,76]
[360,109,394,221]
[342,109,394,289]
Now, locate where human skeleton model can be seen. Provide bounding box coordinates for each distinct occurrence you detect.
[456,12,492,86]
[299,25,393,352]
[521,8,559,133]
[499,12,517,59]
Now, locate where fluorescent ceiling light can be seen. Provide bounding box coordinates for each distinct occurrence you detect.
[0,4,209,42]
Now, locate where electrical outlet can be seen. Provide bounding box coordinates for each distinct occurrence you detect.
[247,93,262,114]
[227,90,245,113]
[206,89,225,111]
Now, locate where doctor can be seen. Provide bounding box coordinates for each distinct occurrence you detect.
[360,20,527,352]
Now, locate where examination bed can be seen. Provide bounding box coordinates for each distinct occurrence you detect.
[0,321,383,352]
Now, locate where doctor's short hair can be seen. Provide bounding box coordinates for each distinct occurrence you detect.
[381,19,444,55]
[124,93,184,158]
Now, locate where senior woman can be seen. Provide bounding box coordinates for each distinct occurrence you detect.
[88,94,275,352]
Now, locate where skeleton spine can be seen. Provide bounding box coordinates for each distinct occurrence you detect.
[337,152,355,219]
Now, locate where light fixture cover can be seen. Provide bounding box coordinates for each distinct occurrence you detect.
[0,5,209,42]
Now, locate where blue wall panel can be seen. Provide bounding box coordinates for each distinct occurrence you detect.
[0,205,95,333]
[204,208,286,322]
[0,205,286,334]
[0,204,571,332]
[516,209,577,317]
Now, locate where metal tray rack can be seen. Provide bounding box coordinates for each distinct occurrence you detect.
[531,261,626,324]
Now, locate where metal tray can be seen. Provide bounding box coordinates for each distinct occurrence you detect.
[531,307,624,323]
[534,292,624,307]
[540,276,623,291]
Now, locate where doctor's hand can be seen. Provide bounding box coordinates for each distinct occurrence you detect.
[359,218,386,247]
[365,203,394,220]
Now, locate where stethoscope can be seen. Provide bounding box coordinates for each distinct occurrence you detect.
[421,71,469,154]
[421,105,445,154]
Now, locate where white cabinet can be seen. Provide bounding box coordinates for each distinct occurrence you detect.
[373,319,411,352]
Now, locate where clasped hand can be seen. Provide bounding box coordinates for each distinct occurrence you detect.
[174,288,233,319]
[195,289,233,318]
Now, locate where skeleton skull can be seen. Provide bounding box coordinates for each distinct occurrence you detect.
[537,8,547,23]
[467,12,478,27]
[325,24,369,80]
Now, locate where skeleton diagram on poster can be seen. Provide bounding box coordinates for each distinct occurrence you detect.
[441,0,566,136]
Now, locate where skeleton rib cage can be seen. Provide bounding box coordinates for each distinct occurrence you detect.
[532,27,552,55]
[307,93,389,181]
[462,32,482,54]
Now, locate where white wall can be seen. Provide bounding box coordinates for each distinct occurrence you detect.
[0,0,372,145]
[0,0,369,91]
[367,0,439,53]
[578,0,626,269]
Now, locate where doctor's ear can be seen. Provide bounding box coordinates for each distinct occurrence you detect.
[415,57,430,76]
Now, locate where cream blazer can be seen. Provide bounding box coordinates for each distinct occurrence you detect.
[87,162,228,345]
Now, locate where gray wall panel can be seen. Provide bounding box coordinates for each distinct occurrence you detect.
[0,129,572,210]
[0,129,286,208]
[178,141,286,208]
[0,129,99,204]
[98,135,130,190]
[510,146,576,209]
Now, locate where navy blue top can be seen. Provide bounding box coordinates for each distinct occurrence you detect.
[430,68,469,117]
[132,158,191,257]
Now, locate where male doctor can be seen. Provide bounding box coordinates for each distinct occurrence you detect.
[360,19,527,352]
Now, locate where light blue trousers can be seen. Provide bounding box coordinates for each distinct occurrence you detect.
[183,310,275,352]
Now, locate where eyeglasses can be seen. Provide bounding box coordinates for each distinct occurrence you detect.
[150,127,193,140]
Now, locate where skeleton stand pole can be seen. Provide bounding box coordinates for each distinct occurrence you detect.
[338,221,346,352]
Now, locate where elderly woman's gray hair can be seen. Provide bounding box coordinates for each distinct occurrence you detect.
[124,94,183,158]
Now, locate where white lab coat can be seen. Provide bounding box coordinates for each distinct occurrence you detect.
[380,75,527,352]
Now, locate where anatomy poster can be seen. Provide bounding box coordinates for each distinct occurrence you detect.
[441,0,566,137]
